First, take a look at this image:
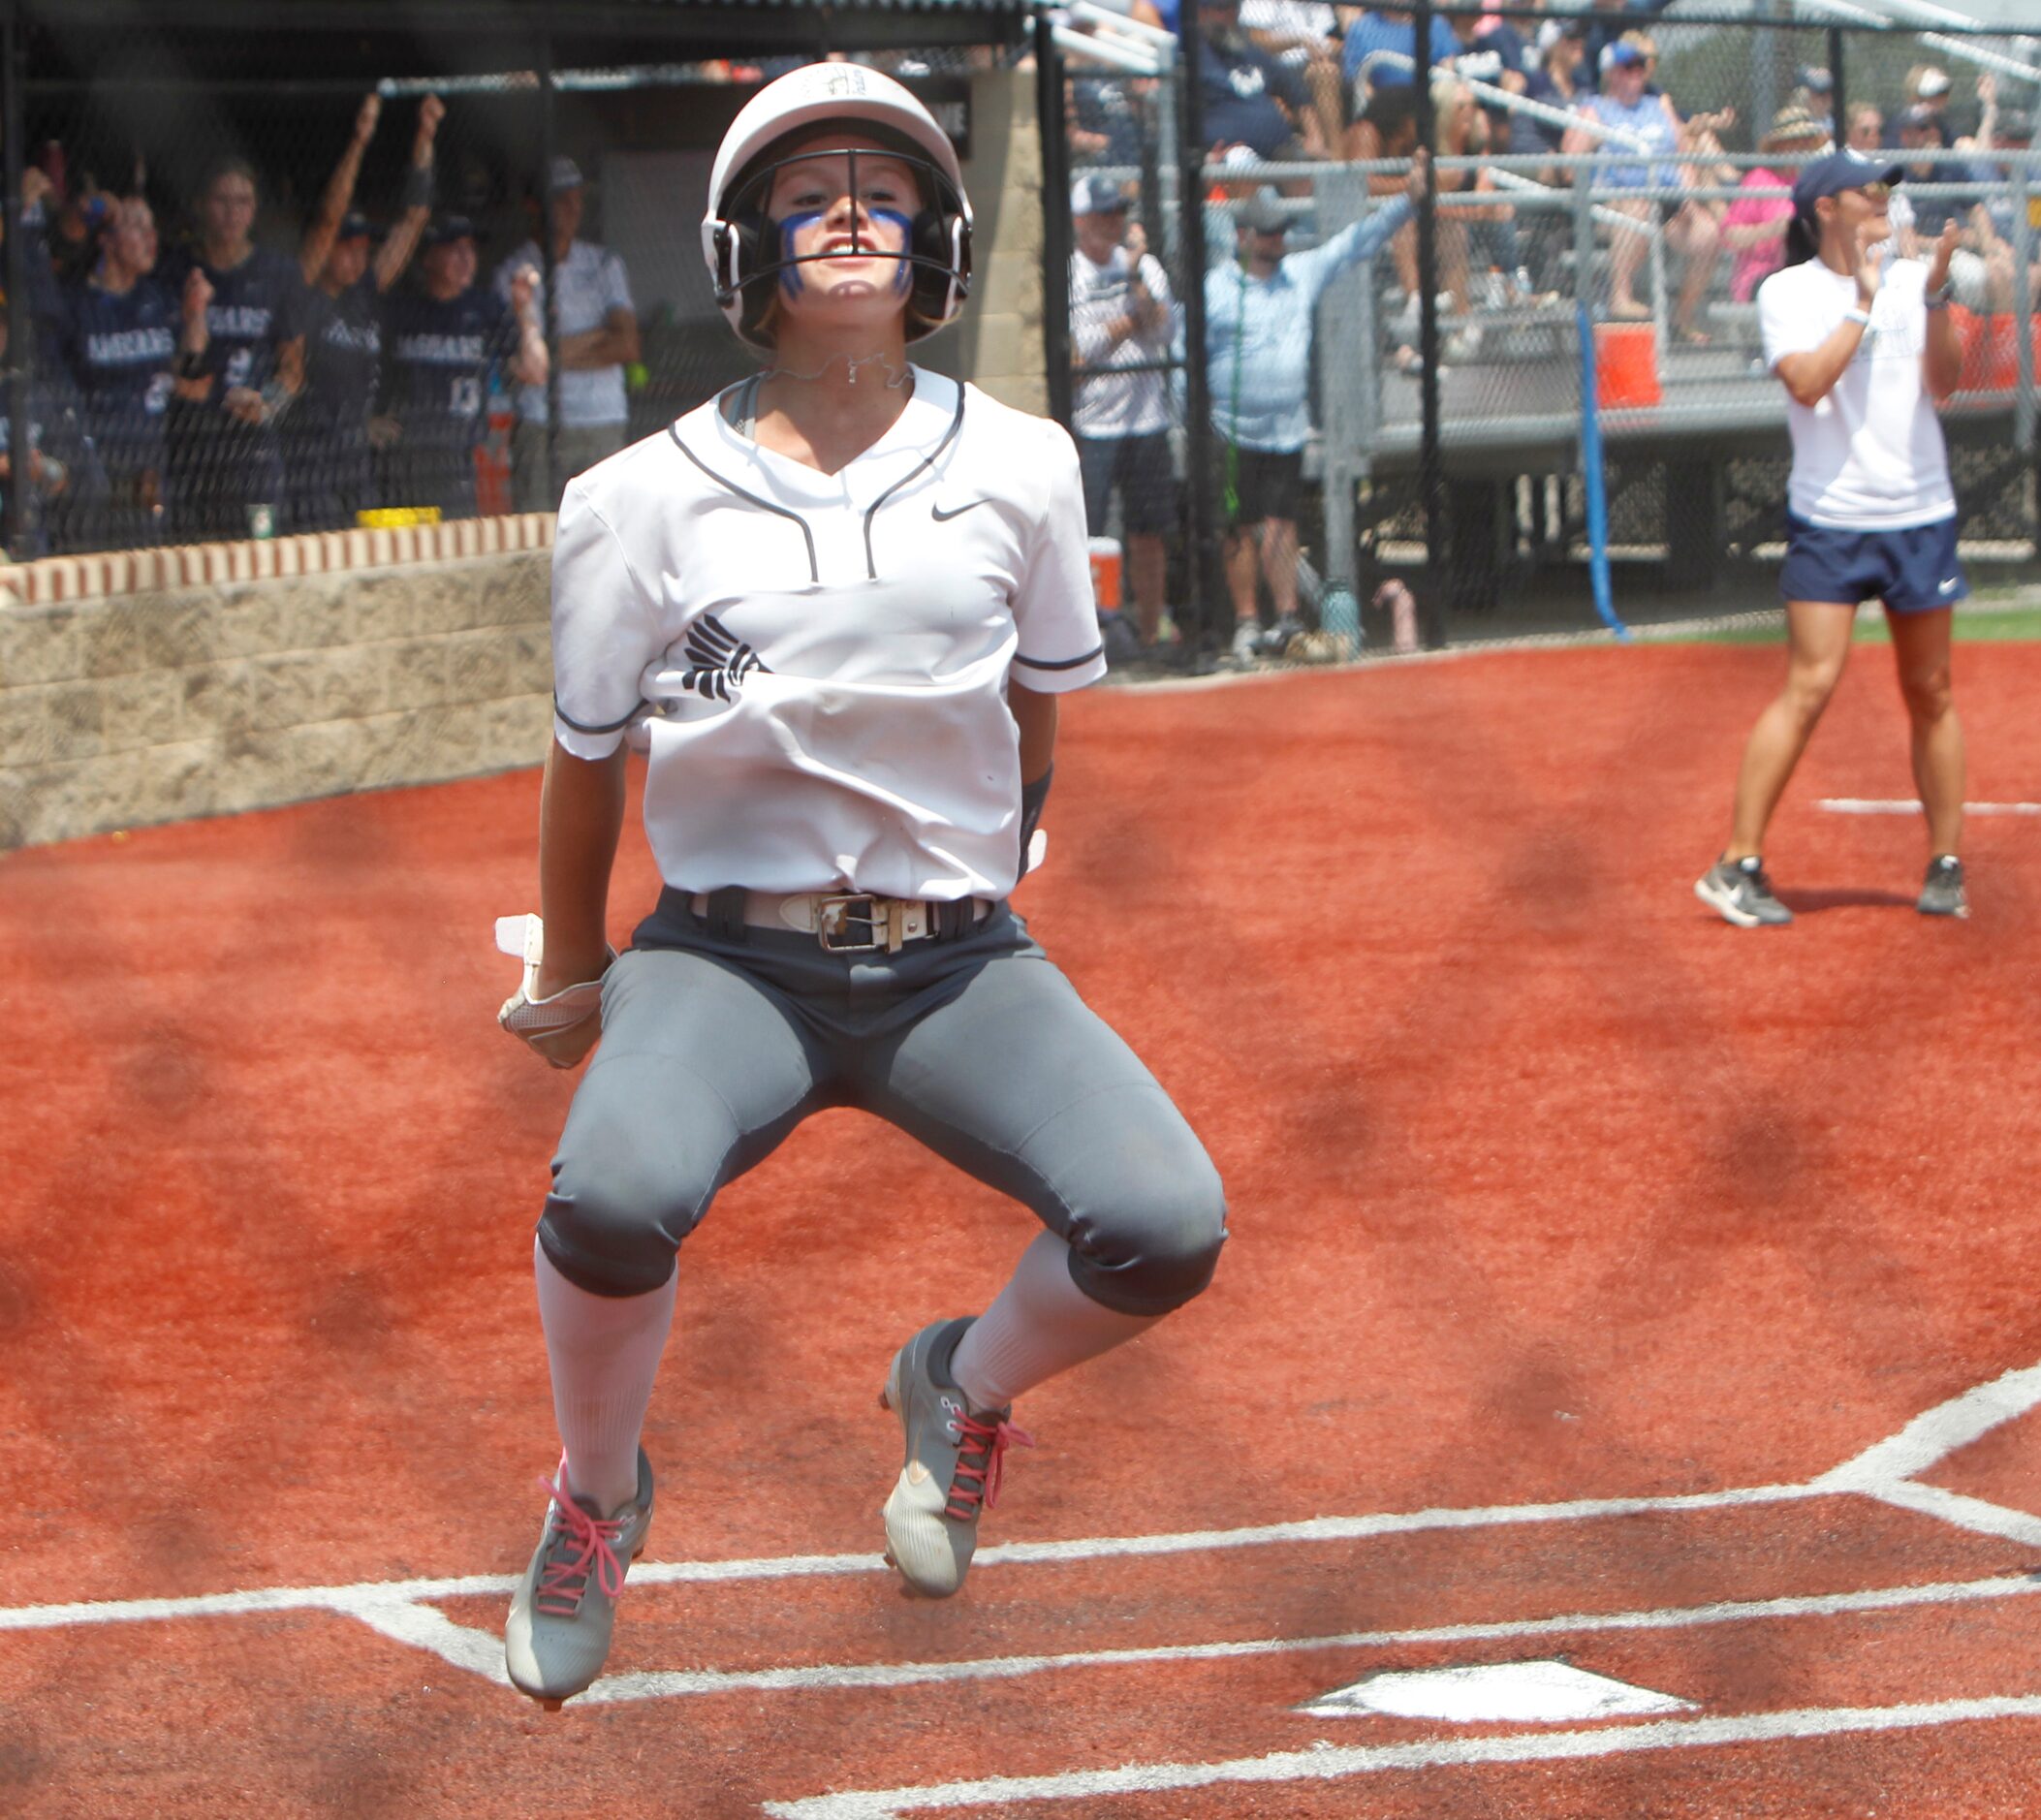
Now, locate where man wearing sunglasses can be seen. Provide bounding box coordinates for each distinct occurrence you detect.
[1696,149,1972,926]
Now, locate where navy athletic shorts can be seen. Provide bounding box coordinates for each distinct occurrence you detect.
[1077,431,1178,537]
[1779,513,1967,614]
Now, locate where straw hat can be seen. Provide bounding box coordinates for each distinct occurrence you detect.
[1761,106,1828,153]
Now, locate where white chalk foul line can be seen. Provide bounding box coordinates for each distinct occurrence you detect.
[568,1570,2041,1706]
[1813,1360,2041,1492]
[758,1693,2041,1818]
[1818,798,2041,815]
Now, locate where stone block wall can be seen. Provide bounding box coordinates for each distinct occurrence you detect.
[0,518,556,851]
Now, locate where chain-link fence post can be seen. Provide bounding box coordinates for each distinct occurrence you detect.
[1035,13,1075,431]
[1412,0,1447,648]
[1176,0,1216,655]
[4,3,29,562]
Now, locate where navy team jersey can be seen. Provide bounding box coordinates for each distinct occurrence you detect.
[62,276,178,460]
[381,284,518,450]
[298,277,383,435]
[160,244,306,404]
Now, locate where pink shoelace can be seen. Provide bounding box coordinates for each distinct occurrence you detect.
[533,1465,631,1617]
[943,1413,1035,1523]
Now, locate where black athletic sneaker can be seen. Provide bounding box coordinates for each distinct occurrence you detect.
[1917,854,1969,919]
[1694,856,1794,927]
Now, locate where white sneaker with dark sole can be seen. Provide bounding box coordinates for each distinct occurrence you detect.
[504,1448,653,1709]
[879,1317,1032,1598]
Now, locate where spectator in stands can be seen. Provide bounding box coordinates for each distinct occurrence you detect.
[1888,67,1955,150]
[1240,0,1344,152]
[1430,71,1521,329]
[1845,104,1884,157]
[1516,18,1589,166]
[1206,163,1421,664]
[1340,4,1454,112]
[1894,105,1972,263]
[376,216,546,520]
[496,158,639,514]
[0,292,85,553]
[1792,67,1835,141]
[60,197,178,549]
[162,157,307,542]
[1951,106,2038,316]
[1068,62,1146,171]
[1725,107,1828,304]
[290,92,441,531]
[1443,4,1526,147]
[1341,84,1425,308]
[1562,35,1725,344]
[13,168,85,364]
[1069,174,1177,652]
[1198,0,1326,165]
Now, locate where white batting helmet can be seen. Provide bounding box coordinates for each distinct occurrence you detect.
[701,63,973,351]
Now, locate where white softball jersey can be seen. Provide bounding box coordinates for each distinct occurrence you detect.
[1757,257,1955,531]
[550,368,1107,901]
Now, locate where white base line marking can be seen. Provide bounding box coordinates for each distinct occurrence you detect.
[1818,798,2041,815]
[0,1486,1825,1634]
[570,1571,2041,1706]
[759,1695,2041,1819]
[1814,1360,2041,1491]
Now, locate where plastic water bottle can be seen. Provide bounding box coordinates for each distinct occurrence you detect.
[1321,584,1360,658]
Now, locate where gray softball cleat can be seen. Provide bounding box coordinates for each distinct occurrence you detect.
[879,1317,1033,1598]
[504,1447,654,1709]
[1917,854,1968,919]
[1694,856,1794,927]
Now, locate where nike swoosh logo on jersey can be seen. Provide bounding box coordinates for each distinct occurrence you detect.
[931,499,992,522]
[1938,577,1960,594]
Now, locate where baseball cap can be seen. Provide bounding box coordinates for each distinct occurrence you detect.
[1784,147,1903,265]
[423,212,477,247]
[549,156,584,193]
[1237,188,1287,235]
[1897,104,1939,136]
[1535,18,1586,54]
[1995,108,2034,144]
[1072,173,1128,217]
[1795,66,1834,95]
[1916,68,1951,100]
[1601,41,1648,74]
[336,210,375,241]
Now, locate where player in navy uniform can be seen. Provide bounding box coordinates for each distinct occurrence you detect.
[375,216,545,519]
[60,197,176,547]
[289,93,442,530]
[496,65,1226,1710]
[162,158,308,541]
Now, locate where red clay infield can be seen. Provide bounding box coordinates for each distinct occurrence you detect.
[3,640,2039,1816]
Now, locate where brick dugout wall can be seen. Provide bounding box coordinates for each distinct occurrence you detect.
[0,518,556,851]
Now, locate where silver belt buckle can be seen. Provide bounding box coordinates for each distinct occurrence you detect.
[816,894,886,953]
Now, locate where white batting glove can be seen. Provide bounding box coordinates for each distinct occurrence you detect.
[495,914,615,1051]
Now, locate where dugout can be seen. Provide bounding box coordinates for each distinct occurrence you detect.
[2,0,1053,558]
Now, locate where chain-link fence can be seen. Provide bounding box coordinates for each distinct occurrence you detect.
[2,29,1023,558]
[1052,3,2041,668]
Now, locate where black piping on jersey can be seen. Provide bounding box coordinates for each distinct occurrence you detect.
[554,696,644,736]
[861,382,967,580]
[669,423,820,584]
[1015,643,1105,673]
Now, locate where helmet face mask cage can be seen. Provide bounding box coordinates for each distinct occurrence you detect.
[709,132,971,350]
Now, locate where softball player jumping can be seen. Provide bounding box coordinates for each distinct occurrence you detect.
[497,64,1228,1709]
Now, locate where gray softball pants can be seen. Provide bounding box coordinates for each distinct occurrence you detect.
[538,893,1228,1315]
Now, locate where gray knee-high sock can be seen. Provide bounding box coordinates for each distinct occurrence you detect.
[949,1232,1158,1412]
[534,1237,675,1517]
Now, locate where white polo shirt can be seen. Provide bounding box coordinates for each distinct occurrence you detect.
[1757,256,1954,530]
[550,369,1106,901]
[497,238,634,428]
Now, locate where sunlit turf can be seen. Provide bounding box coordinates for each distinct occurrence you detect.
[1679,604,2041,645]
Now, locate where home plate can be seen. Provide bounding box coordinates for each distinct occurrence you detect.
[1300,1659,1699,1724]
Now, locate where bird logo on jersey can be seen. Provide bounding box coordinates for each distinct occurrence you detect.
[679,614,772,703]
